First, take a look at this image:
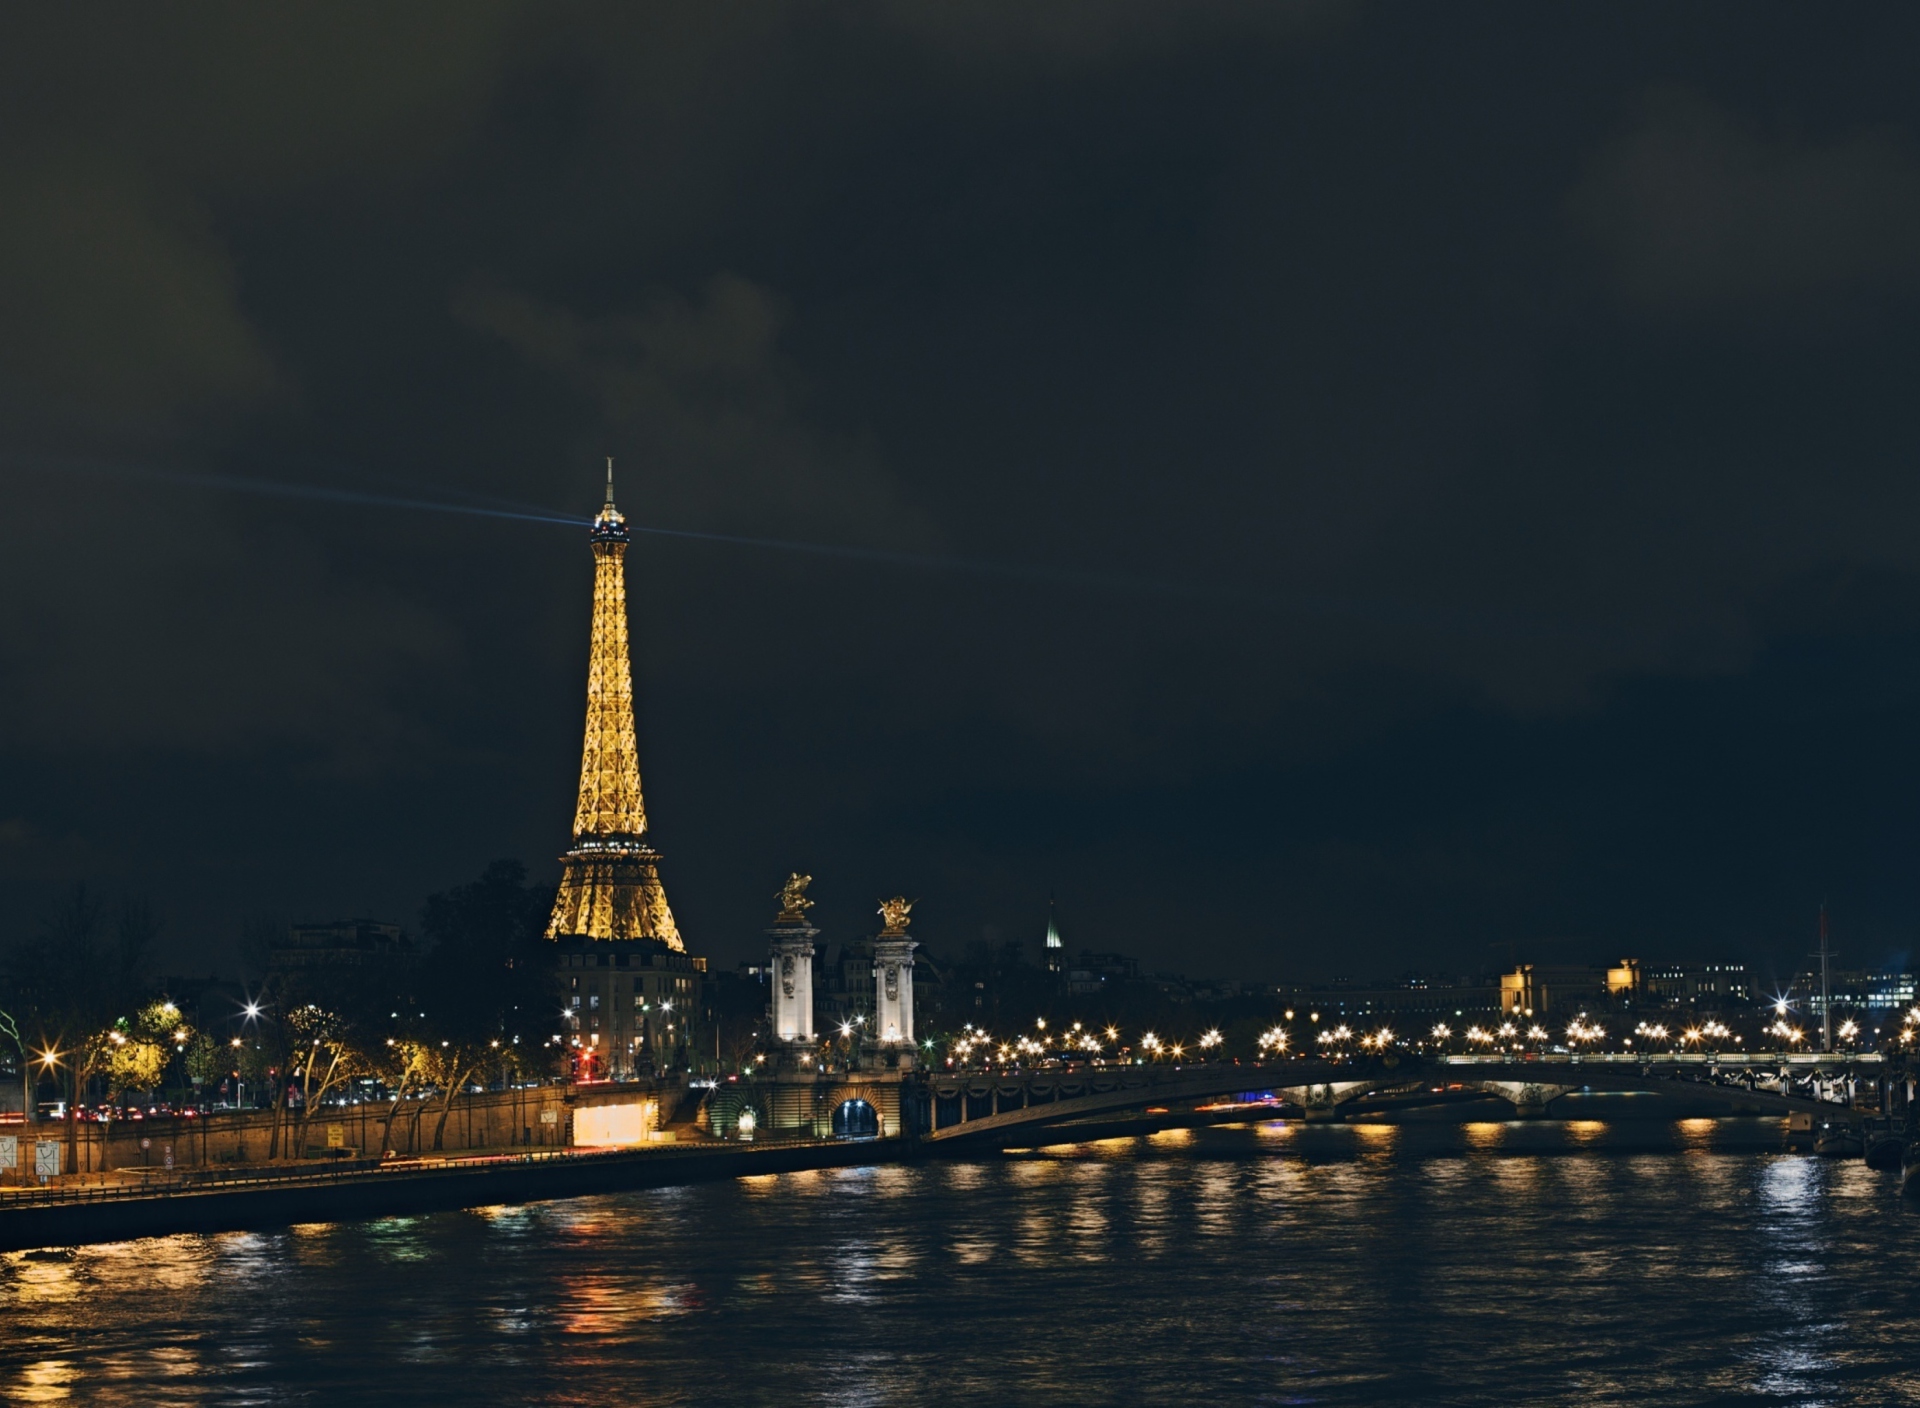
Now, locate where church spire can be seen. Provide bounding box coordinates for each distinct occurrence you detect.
[546,460,683,948]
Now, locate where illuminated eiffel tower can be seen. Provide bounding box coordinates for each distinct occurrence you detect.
[546,460,684,949]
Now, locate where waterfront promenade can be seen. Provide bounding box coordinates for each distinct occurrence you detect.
[0,1136,899,1252]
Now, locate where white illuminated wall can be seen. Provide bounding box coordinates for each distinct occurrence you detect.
[770,933,816,1044]
[872,938,916,1047]
[572,1099,658,1147]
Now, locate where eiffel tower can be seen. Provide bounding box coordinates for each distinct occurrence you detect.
[546,460,684,950]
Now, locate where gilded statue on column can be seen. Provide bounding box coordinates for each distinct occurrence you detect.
[776,873,815,926]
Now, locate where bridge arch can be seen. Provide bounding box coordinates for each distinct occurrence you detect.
[832,1097,879,1139]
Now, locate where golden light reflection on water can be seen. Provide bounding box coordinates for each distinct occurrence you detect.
[947,1235,997,1265]
[1194,1162,1236,1239]
[5,1256,84,1307]
[1566,1120,1607,1145]
[16,1359,74,1404]
[1067,1163,1110,1254]
[1463,1122,1506,1150]
[1490,1155,1541,1194]
[1146,1127,1193,1148]
[1677,1118,1716,1152]
[1254,1119,1295,1141]
[1015,1204,1057,1263]
[560,1275,697,1335]
[943,1163,987,1191]
[1131,1166,1172,1256]
[1010,1156,1064,1183]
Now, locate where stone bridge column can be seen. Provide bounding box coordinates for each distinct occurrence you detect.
[869,897,918,1071]
[1472,1081,1577,1117]
[768,920,818,1051]
[1279,1081,1379,1121]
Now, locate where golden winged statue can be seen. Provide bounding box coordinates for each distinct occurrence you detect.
[776,873,815,925]
[877,896,913,937]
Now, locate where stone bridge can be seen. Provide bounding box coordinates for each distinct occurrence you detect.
[926,1059,1384,1146]
[922,1053,1880,1147]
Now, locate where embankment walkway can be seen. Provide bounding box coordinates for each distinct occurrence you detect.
[0,1137,900,1252]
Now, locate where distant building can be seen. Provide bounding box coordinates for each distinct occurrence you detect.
[1188,978,1247,1003]
[819,934,876,1019]
[272,919,411,973]
[1066,950,1139,996]
[1044,902,1064,976]
[1606,959,1644,998]
[1645,962,1749,1006]
[158,974,249,1033]
[1499,965,1608,1017]
[1287,975,1503,1020]
[1792,969,1916,1017]
[554,937,706,1079]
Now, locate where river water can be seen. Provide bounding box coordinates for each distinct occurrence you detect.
[4,1113,1919,1406]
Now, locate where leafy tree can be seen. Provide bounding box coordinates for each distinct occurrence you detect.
[282,1000,370,1155]
[1,888,161,1169]
[182,1032,224,1091]
[98,1000,191,1104]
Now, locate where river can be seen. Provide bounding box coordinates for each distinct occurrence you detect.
[3,1114,1916,1405]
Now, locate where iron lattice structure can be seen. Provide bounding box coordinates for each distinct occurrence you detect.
[546,472,684,949]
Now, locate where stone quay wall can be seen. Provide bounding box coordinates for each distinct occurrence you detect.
[0,1081,691,1184]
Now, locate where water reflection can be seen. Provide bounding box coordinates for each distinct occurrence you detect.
[1,1118,1909,1406]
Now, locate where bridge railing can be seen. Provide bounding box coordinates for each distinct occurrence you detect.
[0,1134,840,1209]
[1440,1052,1885,1066]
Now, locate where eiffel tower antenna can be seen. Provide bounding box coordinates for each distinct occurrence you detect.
[545,460,684,949]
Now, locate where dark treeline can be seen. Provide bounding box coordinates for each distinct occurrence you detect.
[0,860,558,1159]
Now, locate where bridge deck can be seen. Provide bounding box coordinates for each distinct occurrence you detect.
[925,1054,1876,1144]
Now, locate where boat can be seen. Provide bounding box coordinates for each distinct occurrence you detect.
[1812,1120,1864,1158]
[1903,1139,1920,1197]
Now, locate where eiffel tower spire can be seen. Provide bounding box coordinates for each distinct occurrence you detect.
[546,459,684,948]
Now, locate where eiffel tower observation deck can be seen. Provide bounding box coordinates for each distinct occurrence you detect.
[547,460,684,951]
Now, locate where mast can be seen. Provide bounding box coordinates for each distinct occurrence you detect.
[1818,905,1832,1054]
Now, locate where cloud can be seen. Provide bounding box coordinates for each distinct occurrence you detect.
[0,460,462,758]
[0,161,280,434]
[456,275,928,547]
[871,0,1346,71]
[1570,87,1920,314]
[0,5,524,437]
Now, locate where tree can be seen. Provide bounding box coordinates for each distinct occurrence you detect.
[411,860,554,1150]
[98,1000,191,1105]
[182,1032,224,1094]
[1,888,161,1171]
[230,912,395,1159]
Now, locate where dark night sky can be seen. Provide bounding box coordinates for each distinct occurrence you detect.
[4,5,1920,988]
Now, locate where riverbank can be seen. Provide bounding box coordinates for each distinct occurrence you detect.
[0,1136,903,1252]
